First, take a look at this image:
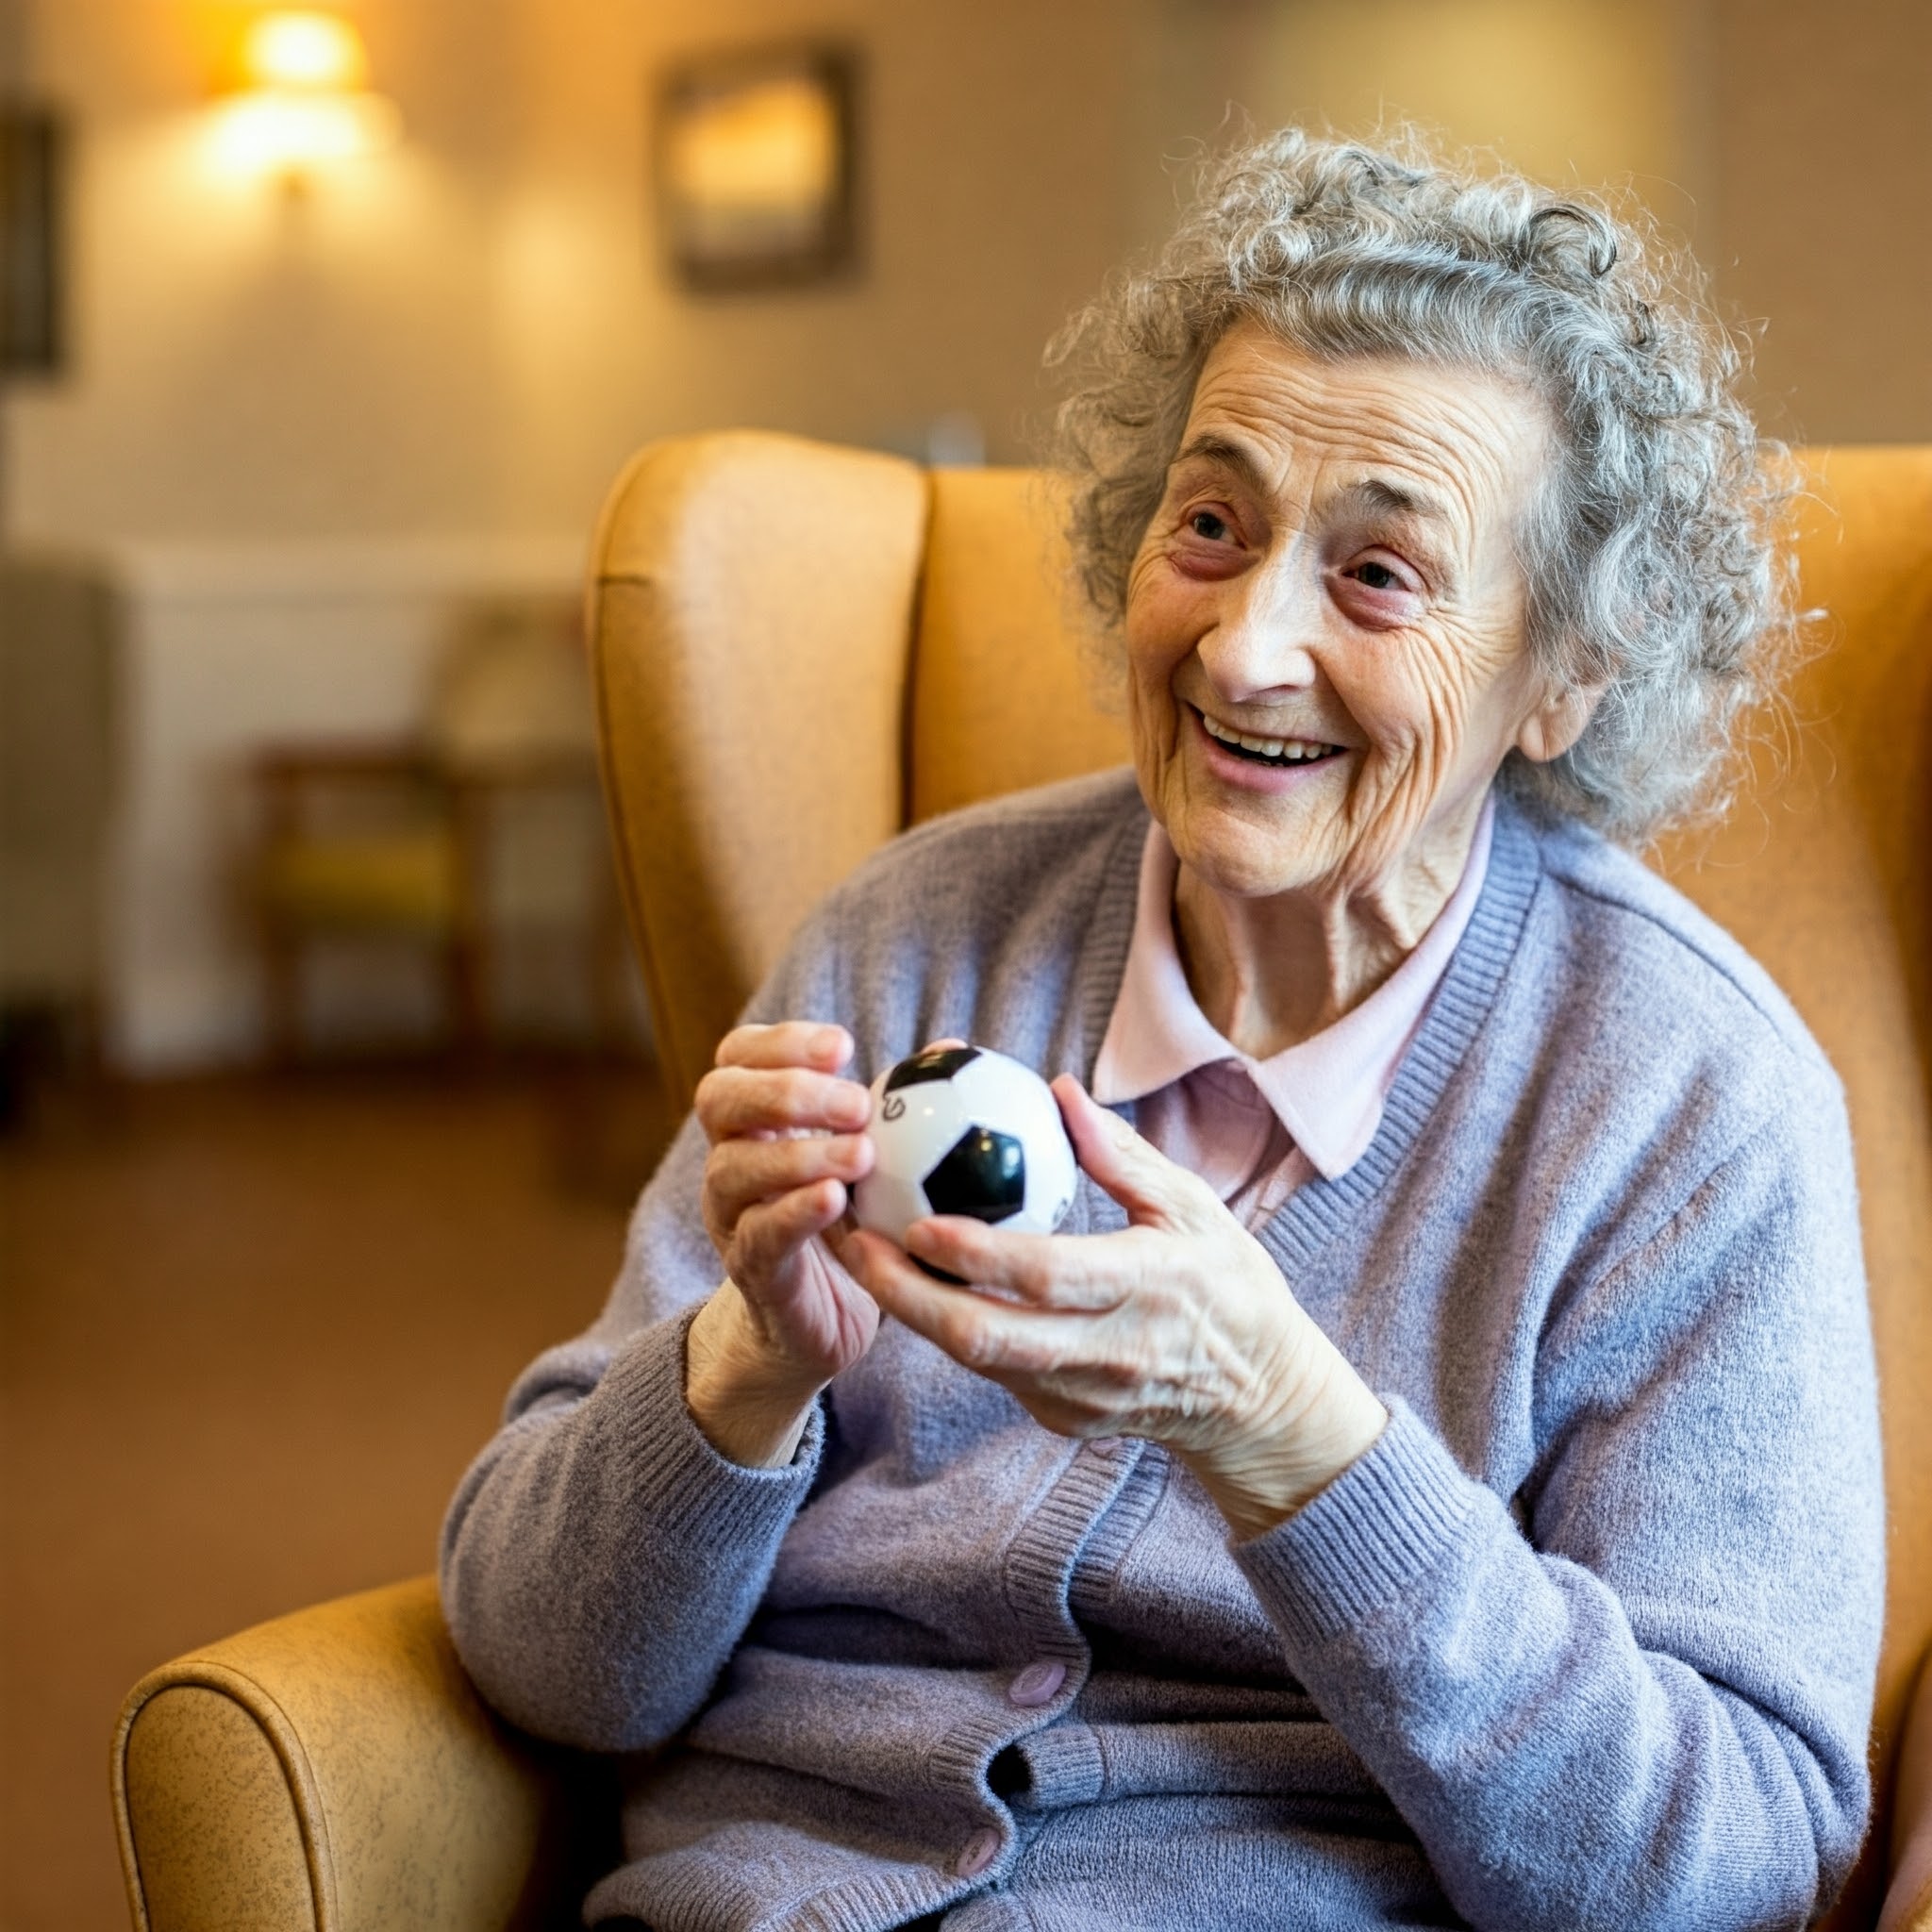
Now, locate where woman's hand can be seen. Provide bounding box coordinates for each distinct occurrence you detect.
[687,1022,880,1468]
[832,1075,1387,1539]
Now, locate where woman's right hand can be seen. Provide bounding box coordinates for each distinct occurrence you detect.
[685,1022,880,1466]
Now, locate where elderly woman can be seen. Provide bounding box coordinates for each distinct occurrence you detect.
[441,131,1881,1931]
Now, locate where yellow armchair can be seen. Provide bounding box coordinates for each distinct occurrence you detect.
[113,435,1932,1930]
[112,1578,614,1930]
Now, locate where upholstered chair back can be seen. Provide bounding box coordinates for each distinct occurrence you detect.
[588,434,1932,1929]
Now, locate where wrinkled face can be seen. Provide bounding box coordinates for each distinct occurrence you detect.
[1124,323,1577,906]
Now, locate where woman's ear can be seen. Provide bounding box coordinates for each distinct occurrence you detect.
[1516,683,1603,765]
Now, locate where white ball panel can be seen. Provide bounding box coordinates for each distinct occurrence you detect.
[867,1068,970,1173]
[850,1066,959,1242]
[951,1052,1059,1141]
[1020,1121,1078,1234]
[848,1167,932,1248]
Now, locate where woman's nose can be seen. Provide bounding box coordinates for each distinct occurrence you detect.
[1197,550,1323,700]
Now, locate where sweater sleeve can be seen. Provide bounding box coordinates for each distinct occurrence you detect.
[438,907,856,1754]
[1235,1101,1884,1932]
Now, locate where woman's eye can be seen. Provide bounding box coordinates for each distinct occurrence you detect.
[1347,559,1404,591]
[1189,509,1230,541]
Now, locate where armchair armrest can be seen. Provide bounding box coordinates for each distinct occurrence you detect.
[1882,1648,1932,1931]
[111,1575,615,1932]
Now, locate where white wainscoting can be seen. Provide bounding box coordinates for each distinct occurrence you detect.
[109,536,586,1071]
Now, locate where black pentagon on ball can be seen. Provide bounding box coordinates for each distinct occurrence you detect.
[924,1125,1026,1223]
[884,1044,981,1091]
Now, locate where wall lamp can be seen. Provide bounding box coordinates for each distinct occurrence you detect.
[211,11,401,188]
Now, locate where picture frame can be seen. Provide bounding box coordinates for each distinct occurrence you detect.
[654,42,858,294]
[0,105,64,375]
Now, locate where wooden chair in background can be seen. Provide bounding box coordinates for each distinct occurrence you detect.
[248,596,615,1065]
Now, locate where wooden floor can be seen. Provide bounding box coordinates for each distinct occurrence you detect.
[0,1064,674,1932]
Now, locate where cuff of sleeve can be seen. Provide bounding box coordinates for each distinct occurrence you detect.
[1234,1398,1477,1653]
[598,1304,825,1544]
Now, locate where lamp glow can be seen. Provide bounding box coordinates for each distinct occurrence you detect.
[212,10,400,184]
[242,13,369,92]
[212,91,400,174]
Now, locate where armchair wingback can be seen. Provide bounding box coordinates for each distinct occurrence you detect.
[114,433,1932,1931]
[586,432,1128,1106]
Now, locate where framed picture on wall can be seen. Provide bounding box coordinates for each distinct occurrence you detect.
[0,106,64,375]
[655,42,858,293]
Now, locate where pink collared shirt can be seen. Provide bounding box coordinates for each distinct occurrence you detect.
[1091,796,1494,1228]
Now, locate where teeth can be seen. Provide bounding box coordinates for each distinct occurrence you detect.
[1201,713,1337,762]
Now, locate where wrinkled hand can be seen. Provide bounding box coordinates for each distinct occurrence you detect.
[687,1022,880,1465]
[832,1075,1387,1538]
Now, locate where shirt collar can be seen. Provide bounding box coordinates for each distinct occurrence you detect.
[1091,794,1494,1181]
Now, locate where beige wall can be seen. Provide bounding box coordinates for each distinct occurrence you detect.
[8,0,512,540]
[1709,0,1932,443]
[485,0,1161,535]
[1137,0,1694,234]
[6,0,1157,547]
[1140,0,1932,445]
[9,0,1927,553]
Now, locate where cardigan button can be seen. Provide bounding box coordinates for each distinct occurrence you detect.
[1008,1660,1067,1707]
[955,1827,1001,1877]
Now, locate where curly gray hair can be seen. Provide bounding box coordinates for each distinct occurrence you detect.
[1047,127,1797,841]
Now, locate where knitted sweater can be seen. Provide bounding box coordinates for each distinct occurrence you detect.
[440,770,1883,1932]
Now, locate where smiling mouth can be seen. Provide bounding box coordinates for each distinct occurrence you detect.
[1196,708,1346,769]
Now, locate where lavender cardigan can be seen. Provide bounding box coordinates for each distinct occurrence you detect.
[441,770,1883,1932]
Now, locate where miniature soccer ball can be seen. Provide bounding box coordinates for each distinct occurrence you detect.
[851,1044,1078,1249]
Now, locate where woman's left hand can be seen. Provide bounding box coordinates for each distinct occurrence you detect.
[830,1076,1388,1541]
